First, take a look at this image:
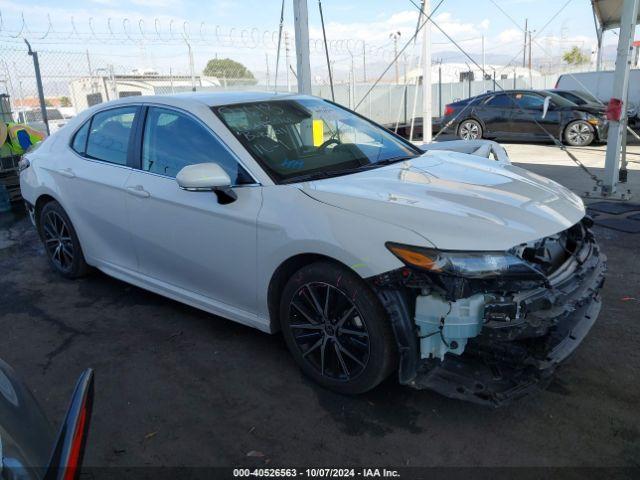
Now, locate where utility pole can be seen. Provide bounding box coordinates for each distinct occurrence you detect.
[285,31,291,92]
[390,31,401,83]
[528,29,533,86]
[265,53,270,88]
[421,0,432,143]
[362,41,367,83]
[293,0,312,94]
[523,19,528,67]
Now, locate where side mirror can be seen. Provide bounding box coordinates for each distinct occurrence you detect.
[176,162,231,190]
[542,96,552,119]
[176,162,237,204]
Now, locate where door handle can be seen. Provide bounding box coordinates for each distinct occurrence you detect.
[56,168,76,179]
[126,185,150,198]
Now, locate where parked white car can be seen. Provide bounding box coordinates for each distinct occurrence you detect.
[19,92,605,405]
[16,108,68,134]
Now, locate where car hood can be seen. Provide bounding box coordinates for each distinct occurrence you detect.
[300,151,585,250]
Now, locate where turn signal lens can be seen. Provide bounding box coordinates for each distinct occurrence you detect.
[587,117,599,126]
[386,244,441,271]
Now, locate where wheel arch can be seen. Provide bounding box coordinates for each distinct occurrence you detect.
[33,193,59,233]
[267,253,355,333]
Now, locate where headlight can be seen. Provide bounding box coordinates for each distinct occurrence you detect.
[386,242,544,280]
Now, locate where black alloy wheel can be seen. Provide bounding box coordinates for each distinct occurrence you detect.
[39,201,89,278]
[280,261,396,394]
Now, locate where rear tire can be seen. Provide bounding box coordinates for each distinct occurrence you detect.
[458,119,483,140]
[279,261,397,394]
[564,120,595,146]
[38,201,89,279]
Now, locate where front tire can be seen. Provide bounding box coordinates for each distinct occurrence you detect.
[279,261,397,394]
[38,201,89,279]
[564,120,595,146]
[458,119,483,140]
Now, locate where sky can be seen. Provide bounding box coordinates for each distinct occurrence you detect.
[0,0,625,83]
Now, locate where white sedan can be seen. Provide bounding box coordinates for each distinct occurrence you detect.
[19,92,605,404]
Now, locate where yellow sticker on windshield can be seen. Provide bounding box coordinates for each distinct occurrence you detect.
[312,119,324,147]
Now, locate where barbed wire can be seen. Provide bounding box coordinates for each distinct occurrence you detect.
[0,9,399,58]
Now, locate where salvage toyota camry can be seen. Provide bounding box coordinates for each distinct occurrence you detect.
[19,92,605,405]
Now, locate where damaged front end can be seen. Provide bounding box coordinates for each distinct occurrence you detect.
[371,216,606,406]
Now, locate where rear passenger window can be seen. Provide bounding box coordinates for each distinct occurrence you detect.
[71,121,90,154]
[486,94,513,107]
[85,107,137,165]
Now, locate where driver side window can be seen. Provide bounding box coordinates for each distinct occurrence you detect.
[141,107,252,184]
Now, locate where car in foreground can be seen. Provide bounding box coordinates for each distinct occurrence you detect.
[0,358,93,479]
[19,92,605,405]
[439,89,607,146]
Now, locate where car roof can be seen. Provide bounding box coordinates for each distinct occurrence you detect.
[113,91,311,108]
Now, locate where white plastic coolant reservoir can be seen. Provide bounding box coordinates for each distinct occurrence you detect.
[415,293,485,360]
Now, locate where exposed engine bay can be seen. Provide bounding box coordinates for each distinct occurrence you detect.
[371,216,606,406]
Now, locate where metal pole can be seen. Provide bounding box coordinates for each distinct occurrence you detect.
[528,30,533,86]
[390,32,401,83]
[285,31,291,92]
[523,19,528,67]
[421,0,432,143]
[186,41,196,92]
[438,65,442,118]
[24,39,49,136]
[293,0,312,95]
[318,0,335,100]
[482,35,486,92]
[602,0,640,196]
[362,41,367,83]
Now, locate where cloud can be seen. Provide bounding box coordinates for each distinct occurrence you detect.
[497,28,522,44]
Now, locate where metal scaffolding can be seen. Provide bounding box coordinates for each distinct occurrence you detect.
[592,0,640,199]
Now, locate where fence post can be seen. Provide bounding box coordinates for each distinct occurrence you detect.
[24,39,49,136]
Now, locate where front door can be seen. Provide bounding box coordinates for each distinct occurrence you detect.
[510,92,561,139]
[124,106,261,315]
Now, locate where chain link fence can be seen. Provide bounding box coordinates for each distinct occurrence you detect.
[0,39,574,137]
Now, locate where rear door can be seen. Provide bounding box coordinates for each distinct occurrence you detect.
[53,106,139,271]
[123,105,262,315]
[475,93,514,137]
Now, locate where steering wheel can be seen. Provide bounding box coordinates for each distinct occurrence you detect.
[317,138,340,151]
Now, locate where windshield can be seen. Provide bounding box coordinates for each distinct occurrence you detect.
[213,98,421,183]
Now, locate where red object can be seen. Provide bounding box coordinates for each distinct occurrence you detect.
[606,98,623,121]
[444,104,454,116]
[63,404,88,480]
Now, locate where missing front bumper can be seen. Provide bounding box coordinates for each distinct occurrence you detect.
[374,219,607,406]
[408,294,601,406]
